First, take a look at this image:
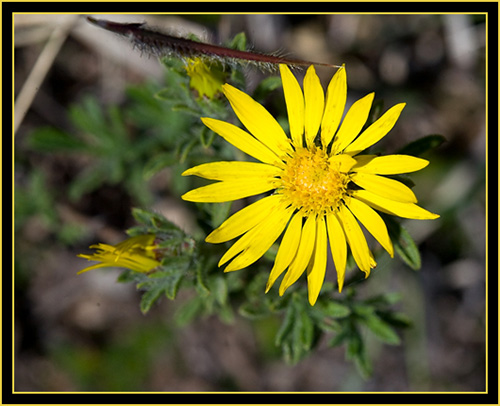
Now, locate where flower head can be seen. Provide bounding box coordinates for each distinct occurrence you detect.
[77,234,160,274]
[185,58,225,99]
[182,64,439,305]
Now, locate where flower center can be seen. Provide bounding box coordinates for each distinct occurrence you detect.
[278,147,350,217]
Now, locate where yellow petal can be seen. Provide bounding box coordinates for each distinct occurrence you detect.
[352,154,429,175]
[279,215,316,295]
[346,197,394,257]
[328,154,357,173]
[280,64,304,146]
[350,172,417,203]
[222,84,292,157]
[331,92,375,154]
[326,212,347,292]
[181,177,276,203]
[201,117,280,165]
[307,216,328,305]
[304,66,325,147]
[207,195,284,243]
[321,66,347,148]
[182,161,281,181]
[338,204,375,275]
[343,103,406,155]
[351,189,440,220]
[221,206,293,272]
[266,212,303,292]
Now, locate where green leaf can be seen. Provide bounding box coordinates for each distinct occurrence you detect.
[154,87,181,102]
[363,292,402,307]
[28,127,87,151]
[238,302,271,320]
[394,227,421,270]
[297,307,314,351]
[116,270,148,284]
[67,166,106,201]
[139,285,166,314]
[227,32,247,51]
[201,201,233,230]
[208,275,228,306]
[346,327,373,378]
[275,303,295,347]
[199,125,216,148]
[317,300,351,318]
[171,103,202,117]
[143,153,177,179]
[346,328,363,360]
[329,329,350,347]
[175,296,203,326]
[397,134,446,157]
[195,263,210,294]
[274,296,318,363]
[362,313,401,345]
[137,259,190,313]
[378,311,413,328]
[352,349,373,379]
[385,217,421,270]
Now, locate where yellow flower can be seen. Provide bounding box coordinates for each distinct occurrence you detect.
[182,64,439,305]
[77,234,160,274]
[185,58,225,99]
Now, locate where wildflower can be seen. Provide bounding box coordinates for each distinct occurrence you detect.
[182,64,439,305]
[77,234,160,274]
[184,58,225,99]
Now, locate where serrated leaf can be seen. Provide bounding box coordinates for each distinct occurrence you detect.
[137,261,189,313]
[139,285,166,314]
[117,269,148,284]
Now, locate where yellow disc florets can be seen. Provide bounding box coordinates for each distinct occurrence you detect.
[278,147,350,217]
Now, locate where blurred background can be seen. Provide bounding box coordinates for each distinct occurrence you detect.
[14,14,486,392]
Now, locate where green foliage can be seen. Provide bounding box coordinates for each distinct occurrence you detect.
[115,204,414,377]
[22,32,444,379]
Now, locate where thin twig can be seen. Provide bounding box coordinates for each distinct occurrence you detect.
[14,15,78,134]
